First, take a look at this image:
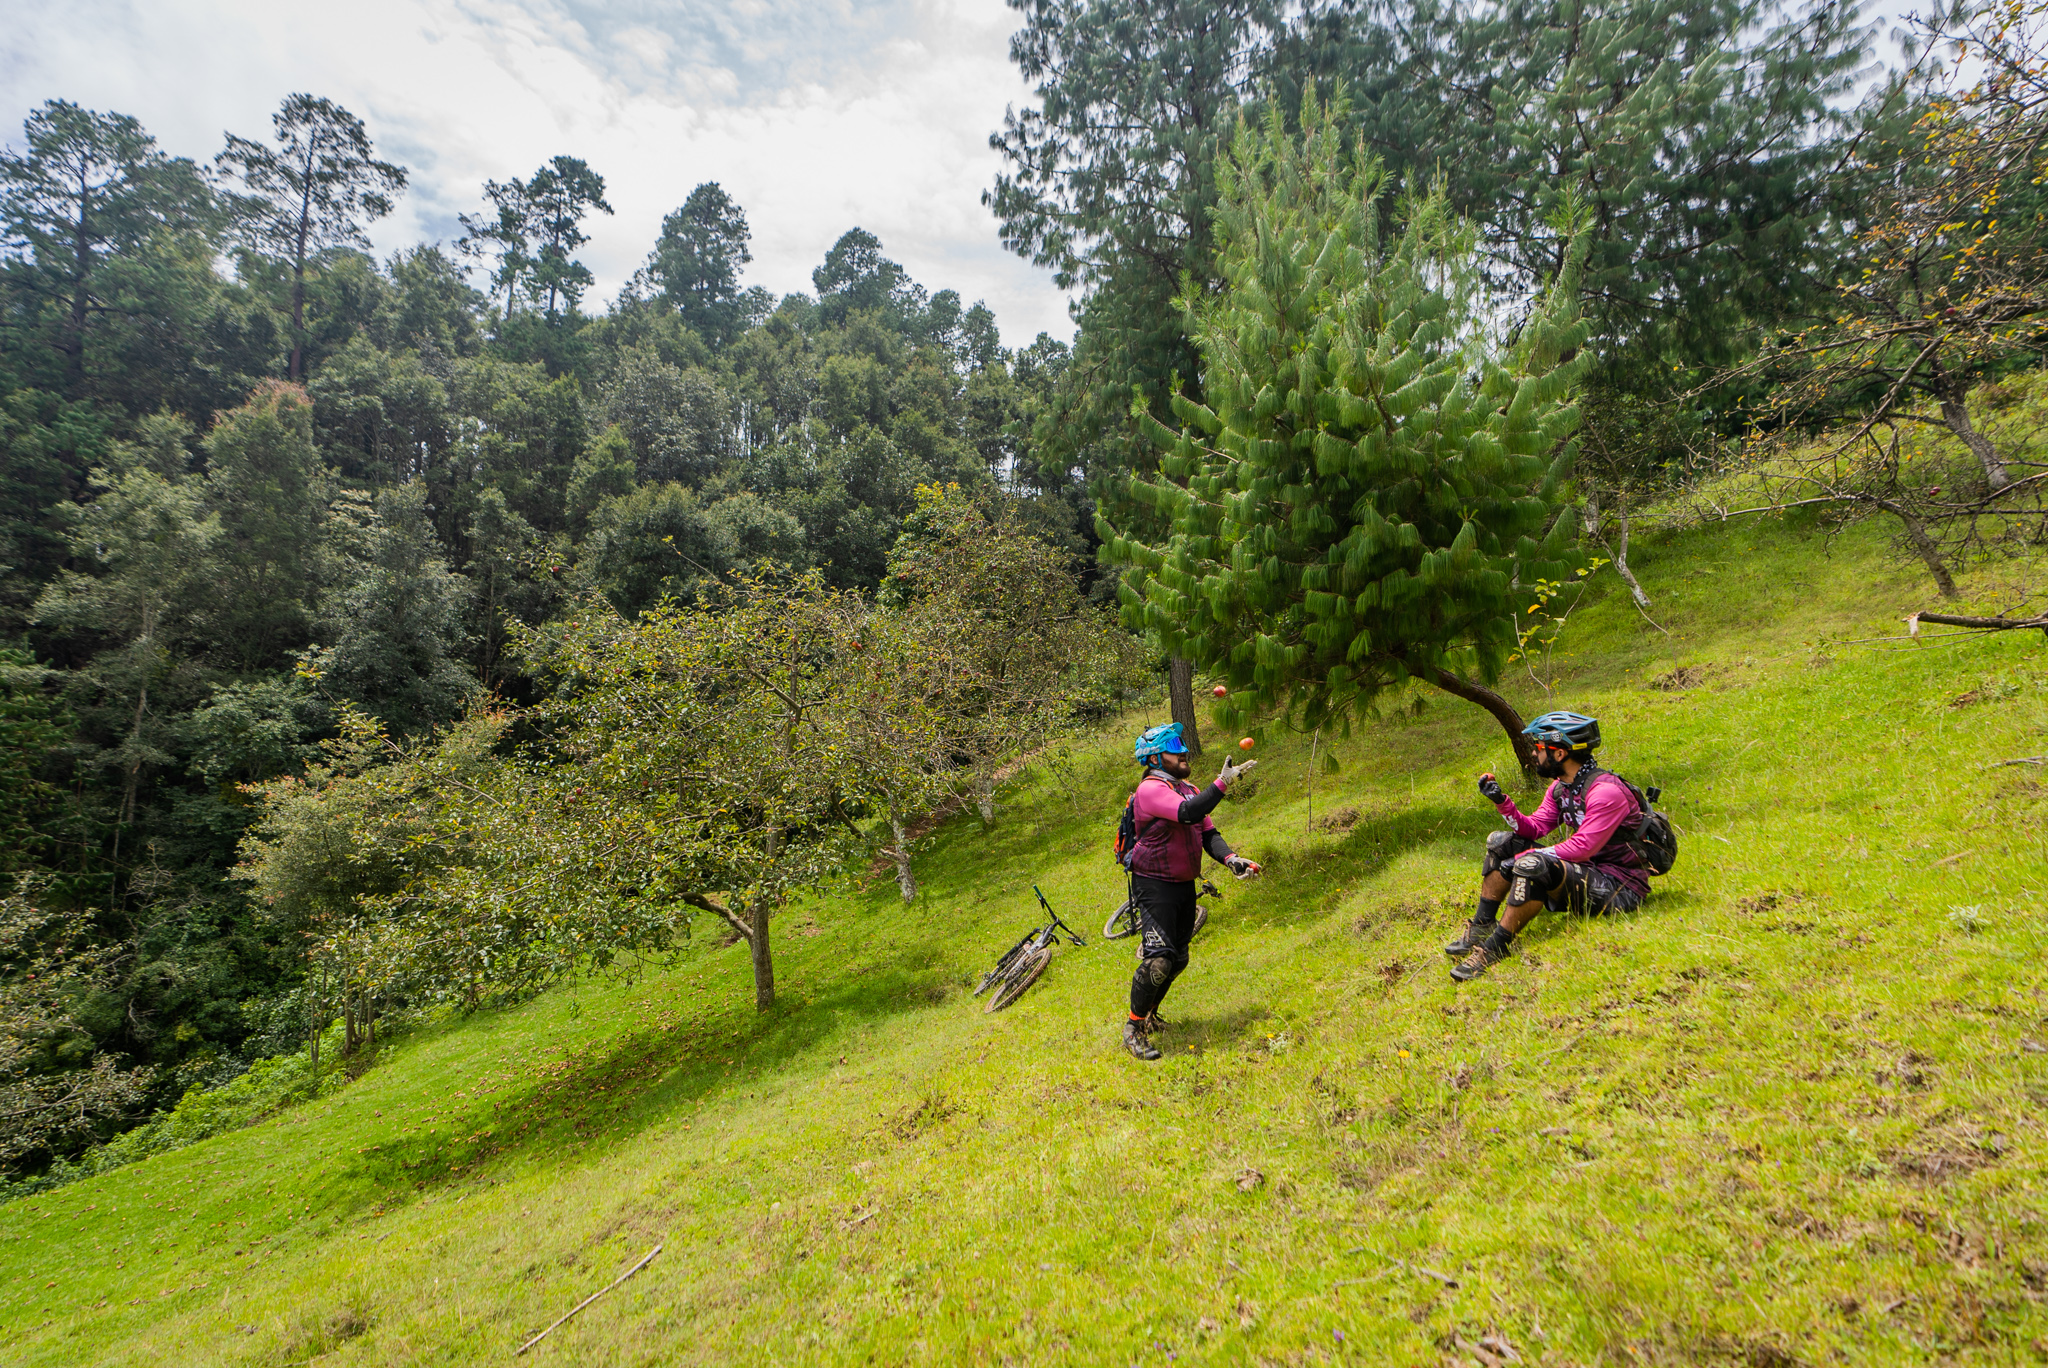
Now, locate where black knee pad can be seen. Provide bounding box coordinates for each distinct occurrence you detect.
[1141,955,1181,987]
[1484,829,1531,878]
[1507,848,1565,906]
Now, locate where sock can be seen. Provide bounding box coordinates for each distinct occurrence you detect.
[1473,896,1502,927]
[1483,924,1517,956]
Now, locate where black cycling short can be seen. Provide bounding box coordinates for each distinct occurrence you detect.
[1484,831,1644,915]
[1131,874,1199,963]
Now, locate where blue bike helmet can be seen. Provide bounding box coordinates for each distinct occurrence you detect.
[1522,710,1600,757]
[1133,722,1188,766]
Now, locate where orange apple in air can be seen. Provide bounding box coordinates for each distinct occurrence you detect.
[1238,737,1254,750]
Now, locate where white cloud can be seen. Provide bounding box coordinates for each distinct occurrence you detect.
[0,0,1074,345]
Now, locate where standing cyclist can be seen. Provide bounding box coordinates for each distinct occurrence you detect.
[1443,710,1650,981]
[1121,722,1261,1061]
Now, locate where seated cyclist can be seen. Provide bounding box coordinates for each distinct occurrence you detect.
[1444,710,1649,982]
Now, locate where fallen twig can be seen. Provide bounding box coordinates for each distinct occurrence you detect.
[516,1243,662,1356]
[1453,1330,1524,1366]
[1529,1034,1584,1064]
[1990,756,2047,768]
[1346,1245,1460,1287]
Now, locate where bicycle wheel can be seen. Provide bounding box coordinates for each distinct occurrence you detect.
[1102,899,1139,940]
[984,947,1053,1012]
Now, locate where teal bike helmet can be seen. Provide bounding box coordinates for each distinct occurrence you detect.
[1522,710,1600,757]
[1133,722,1187,766]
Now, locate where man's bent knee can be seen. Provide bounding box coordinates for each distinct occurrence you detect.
[1483,829,1531,878]
[1507,849,1565,907]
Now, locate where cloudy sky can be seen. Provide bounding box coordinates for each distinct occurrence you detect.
[0,0,1074,345]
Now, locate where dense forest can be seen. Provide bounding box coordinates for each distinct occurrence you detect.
[5,0,2044,1183]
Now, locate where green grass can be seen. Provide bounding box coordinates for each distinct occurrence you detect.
[4,514,2045,1366]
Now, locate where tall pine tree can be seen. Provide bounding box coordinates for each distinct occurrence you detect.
[1121,104,1587,772]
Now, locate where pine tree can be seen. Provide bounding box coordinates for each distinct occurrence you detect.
[214,95,407,381]
[1119,104,1587,773]
[642,182,755,347]
[0,101,213,402]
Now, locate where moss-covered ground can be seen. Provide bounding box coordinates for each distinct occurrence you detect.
[3,513,2044,1365]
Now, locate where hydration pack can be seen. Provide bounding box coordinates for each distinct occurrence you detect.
[1611,776,1679,876]
[1113,796,1141,870]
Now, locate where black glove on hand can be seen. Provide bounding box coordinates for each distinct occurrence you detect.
[1478,774,1506,805]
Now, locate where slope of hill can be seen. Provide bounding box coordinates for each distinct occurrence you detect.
[3,513,2044,1366]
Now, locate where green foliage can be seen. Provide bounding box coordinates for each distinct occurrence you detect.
[1121,106,1586,736]
[377,574,873,1011]
[993,0,1881,502]
[199,381,328,668]
[310,481,476,736]
[885,483,1146,822]
[0,879,154,1173]
[0,652,63,872]
[596,348,735,485]
[458,156,613,323]
[564,424,636,531]
[308,334,453,486]
[1384,0,1872,385]
[640,182,757,347]
[574,480,805,615]
[180,675,329,789]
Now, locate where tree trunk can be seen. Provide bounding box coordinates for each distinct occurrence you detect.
[1611,487,1652,610]
[1168,656,1203,757]
[1937,393,2011,490]
[888,813,917,902]
[973,770,997,829]
[289,267,307,381]
[1870,496,1958,598]
[748,900,775,1012]
[290,178,313,381]
[66,192,91,399]
[307,964,325,1084]
[1416,661,1537,778]
[1305,728,1319,833]
[112,676,149,865]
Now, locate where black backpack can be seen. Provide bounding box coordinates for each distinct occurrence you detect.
[1607,775,1679,876]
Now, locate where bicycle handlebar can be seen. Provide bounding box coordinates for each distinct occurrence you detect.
[1032,883,1086,947]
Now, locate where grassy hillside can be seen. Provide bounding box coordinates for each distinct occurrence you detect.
[3,514,2044,1366]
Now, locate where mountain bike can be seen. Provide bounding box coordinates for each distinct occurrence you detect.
[974,885,1085,1013]
[1102,878,1221,943]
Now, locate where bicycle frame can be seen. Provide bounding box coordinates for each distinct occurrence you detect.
[975,886,1087,1000]
[1031,884,1085,947]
